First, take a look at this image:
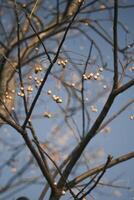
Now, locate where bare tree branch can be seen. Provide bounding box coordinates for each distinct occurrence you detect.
[113,0,118,89]
[68,152,134,189]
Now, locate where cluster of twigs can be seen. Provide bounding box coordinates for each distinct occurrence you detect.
[0,0,134,200]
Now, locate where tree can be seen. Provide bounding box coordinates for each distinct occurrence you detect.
[0,0,134,199]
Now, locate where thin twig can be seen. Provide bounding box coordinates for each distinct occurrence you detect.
[22,0,83,129]
[75,173,98,198]
[14,1,29,116]
[29,0,39,18]
[25,11,52,64]
[33,140,77,199]
[78,155,112,200]
[113,0,118,88]
[56,0,60,24]
[98,99,134,132]
[114,79,134,95]
[81,41,93,137]
[68,152,134,189]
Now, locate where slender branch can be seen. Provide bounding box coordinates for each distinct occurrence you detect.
[75,173,98,198]
[56,0,130,188]
[29,0,40,18]
[0,99,17,124]
[56,0,60,24]
[0,113,23,133]
[0,115,56,194]
[39,150,72,200]
[57,91,116,188]
[81,41,93,137]
[33,140,77,199]
[22,133,57,193]
[68,152,134,189]
[98,99,134,132]
[15,3,52,183]
[22,0,83,129]
[25,11,52,64]
[77,155,112,200]
[14,1,29,116]
[14,6,52,174]
[28,125,51,177]
[114,79,134,95]
[113,0,118,89]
